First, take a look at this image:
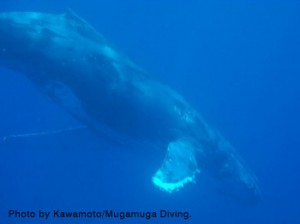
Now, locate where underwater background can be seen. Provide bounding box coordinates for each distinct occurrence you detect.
[0,0,299,223]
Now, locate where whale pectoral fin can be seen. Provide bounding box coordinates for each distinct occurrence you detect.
[64,9,105,43]
[152,139,200,193]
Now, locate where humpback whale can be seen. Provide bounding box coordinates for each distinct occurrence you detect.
[0,11,260,202]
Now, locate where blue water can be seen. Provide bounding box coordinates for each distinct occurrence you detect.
[0,1,299,223]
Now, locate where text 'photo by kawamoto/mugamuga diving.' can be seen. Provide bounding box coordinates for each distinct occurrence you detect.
[0,1,299,224]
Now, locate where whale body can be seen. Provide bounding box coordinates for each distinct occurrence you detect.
[0,11,260,202]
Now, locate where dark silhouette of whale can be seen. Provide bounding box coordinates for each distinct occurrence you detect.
[0,11,260,203]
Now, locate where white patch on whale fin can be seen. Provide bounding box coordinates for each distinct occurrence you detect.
[152,139,200,193]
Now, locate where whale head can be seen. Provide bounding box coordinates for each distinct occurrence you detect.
[0,12,53,51]
[0,11,110,73]
[0,12,64,71]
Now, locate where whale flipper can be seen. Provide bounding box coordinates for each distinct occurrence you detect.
[63,9,106,43]
[152,139,200,193]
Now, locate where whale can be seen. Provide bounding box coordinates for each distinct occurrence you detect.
[0,11,260,203]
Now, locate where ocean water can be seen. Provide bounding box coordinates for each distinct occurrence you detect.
[0,1,299,224]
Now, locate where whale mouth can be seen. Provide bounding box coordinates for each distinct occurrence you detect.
[152,139,200,193]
